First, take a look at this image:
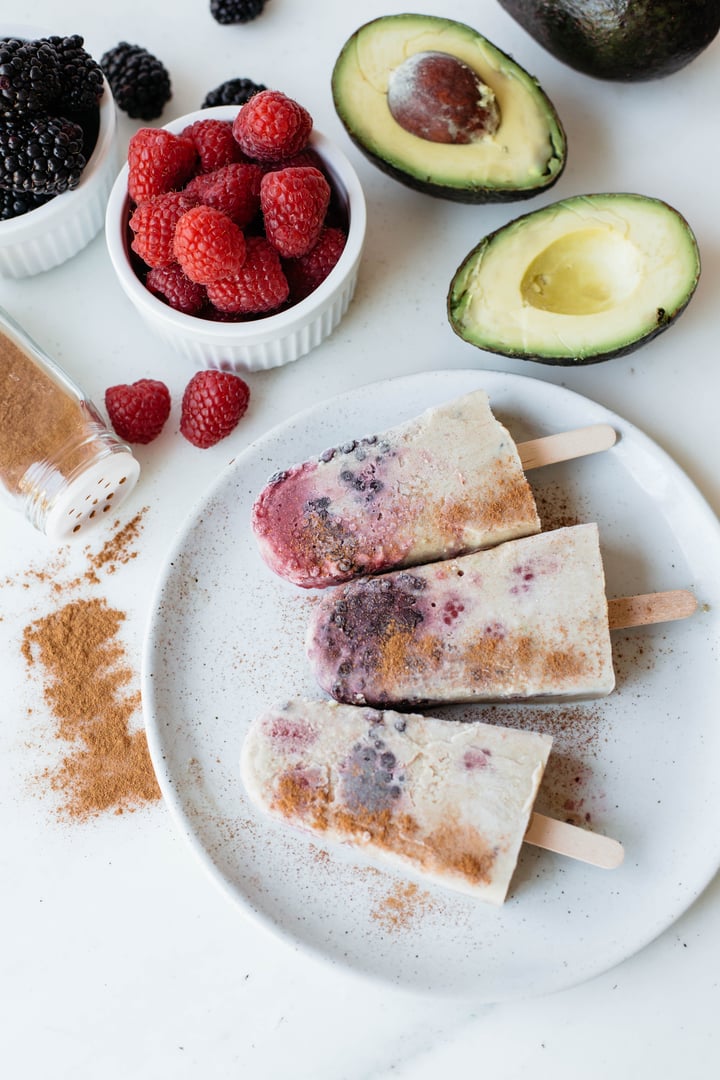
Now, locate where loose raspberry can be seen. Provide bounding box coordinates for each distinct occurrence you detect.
[207,236,289,315]
[127,128,197,204]
[261,166,330,257]
[173,204,246,284]
[184,162,262,227]
[146,264,207,315]
[284,226,347,302]
[105,379,171,445]
[129,191,198,268]
[232,89,312,162]
[180,370,250,448]
[181,119,246,172]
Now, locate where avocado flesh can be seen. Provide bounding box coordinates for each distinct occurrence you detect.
[498,0,720,81]
[331,13,566,203]
[448,193,700,364]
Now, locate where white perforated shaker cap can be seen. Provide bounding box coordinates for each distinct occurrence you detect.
[43,450,140,540]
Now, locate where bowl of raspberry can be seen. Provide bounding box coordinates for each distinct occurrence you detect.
[104,93,367,372]
[0,28,118,277]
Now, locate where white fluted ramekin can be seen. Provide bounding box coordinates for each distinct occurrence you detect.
[104,105,367,373]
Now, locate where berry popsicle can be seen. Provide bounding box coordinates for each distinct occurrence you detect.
[241,698,554,904]
[252,389,541,588]
[306,523,616,708]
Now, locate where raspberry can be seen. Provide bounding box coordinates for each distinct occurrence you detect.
[127,128,197,205]
[129,190,198,268]
[105,379,171,445]
[181,119,246,172]
[173,204,246,284]
[184,162,262,227]
[146,264,206,315]
[180,370,250,448]
[284,226,347,302]
[232,89,312,162]
[261,166,330,257]
[259,147,327,175]
[207,236,289,315]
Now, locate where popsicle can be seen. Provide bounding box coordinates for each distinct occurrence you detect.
[306,523,616,708]
[240,698,622,905]
[252,389,613,589]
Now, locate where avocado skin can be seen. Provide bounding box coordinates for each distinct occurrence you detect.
[498,0,720,80]
[339,126,566,205]
[447,194,701,365]
[447,303,694,365]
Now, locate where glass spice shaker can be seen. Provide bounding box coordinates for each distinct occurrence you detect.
[0,305,140,540]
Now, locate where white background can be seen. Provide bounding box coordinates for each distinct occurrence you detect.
[1,1,719,1076]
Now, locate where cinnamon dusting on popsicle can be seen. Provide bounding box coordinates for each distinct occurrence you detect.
[272,768,497,885]
[436,466,537,537]
[376,623,595,691]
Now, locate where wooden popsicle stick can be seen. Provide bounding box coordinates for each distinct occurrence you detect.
[607,589,698,629]
[518,423,617,470]
[525,812,624,869]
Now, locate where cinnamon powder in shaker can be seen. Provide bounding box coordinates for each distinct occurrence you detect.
[0,333,93,493]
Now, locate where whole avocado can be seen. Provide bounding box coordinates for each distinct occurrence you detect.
[497,0,720,80]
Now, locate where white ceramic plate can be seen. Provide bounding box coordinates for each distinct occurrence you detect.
[142,369,720,1000]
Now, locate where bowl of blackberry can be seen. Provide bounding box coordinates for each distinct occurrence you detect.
[104,90,367,372]
[0,27,118,277]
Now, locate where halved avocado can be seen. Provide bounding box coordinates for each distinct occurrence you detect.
[447,193,700,364]
[498,0,720,81]
[331,13,566,203]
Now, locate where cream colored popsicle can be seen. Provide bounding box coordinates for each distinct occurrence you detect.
[251,389,541,588]
[306,523,615,708]
[240,698,553,904]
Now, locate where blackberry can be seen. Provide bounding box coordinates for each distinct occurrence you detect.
[100,42,171,120]
[0,37,62,115]
[202,77,267,109]
[0,187,53,221]
[0,114,86,195]
[47,35,105,112]
[210,0,266,26]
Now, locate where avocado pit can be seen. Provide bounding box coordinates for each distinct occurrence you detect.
[387,51,500,144]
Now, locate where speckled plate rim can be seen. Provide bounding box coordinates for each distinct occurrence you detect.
[141,368,720,1001]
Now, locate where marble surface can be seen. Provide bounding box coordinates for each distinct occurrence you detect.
[2,1,719,1076]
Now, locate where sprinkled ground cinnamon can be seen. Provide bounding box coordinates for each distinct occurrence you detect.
[461,701,608,828]
[533,478,585,531]
[22,596,160,819]
[84,508,147,581]
[4,508,149,593]
[371,880,438,932]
